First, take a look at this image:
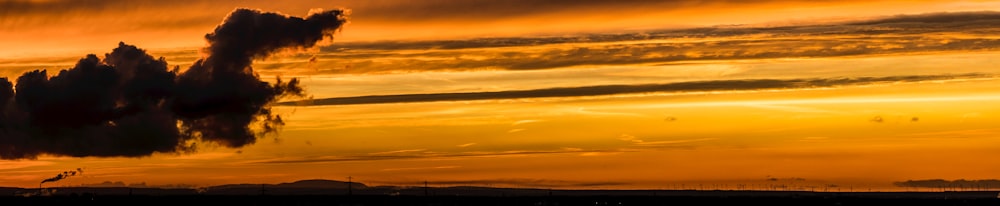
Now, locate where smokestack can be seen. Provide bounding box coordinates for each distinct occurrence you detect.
[39,168,83,188]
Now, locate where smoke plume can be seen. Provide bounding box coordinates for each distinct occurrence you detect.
[0,8,346,159]
[40,168,83,185]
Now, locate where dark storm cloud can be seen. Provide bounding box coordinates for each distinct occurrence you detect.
[282,74,990,106]
[0,8,346,159]
[173,8,343,147]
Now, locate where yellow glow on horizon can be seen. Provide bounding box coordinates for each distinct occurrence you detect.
[0,78,975,189]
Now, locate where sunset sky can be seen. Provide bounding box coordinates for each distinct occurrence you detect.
[3,0,1000,191]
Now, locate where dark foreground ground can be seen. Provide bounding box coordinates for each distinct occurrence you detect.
[4,191,1000,206]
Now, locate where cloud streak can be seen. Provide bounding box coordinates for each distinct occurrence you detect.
[8,11,1000,76]
[282,73,991,106]
[250,149,616,164]
[418,178,629,188]
[0,0,863,23]
[852,11,1000,25]
[234,11,1000,74]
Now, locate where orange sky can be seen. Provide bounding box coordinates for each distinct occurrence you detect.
[3,0,1000,56]
[3,0,1000,190]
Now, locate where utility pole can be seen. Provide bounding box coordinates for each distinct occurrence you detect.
[424,181,429,196]
[347,176,352,196]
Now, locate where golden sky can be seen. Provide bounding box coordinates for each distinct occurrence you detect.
[3,0,1000,190]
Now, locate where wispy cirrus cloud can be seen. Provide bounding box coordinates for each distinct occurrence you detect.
[282,73,993,106]
[242,11,1000,75]
[247,148,619,164]
[618,135,718,148]
[369,149,427,155]
[402,178,629,188]
[11,11,1000,76]
[380,165,460,171]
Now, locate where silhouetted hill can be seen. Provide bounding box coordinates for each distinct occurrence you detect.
[203,179,367,195]
[275,179,367,189]
[2,179,999,200]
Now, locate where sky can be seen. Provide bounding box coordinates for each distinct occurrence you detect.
[3,0,1000,190]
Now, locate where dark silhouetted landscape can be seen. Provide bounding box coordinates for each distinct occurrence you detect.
[4,179,1000,205]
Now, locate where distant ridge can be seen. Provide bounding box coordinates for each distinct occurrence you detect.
[274,179,368,189]
[2,179,999,198]
[207,179,366,190]
[204,179,367,195]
